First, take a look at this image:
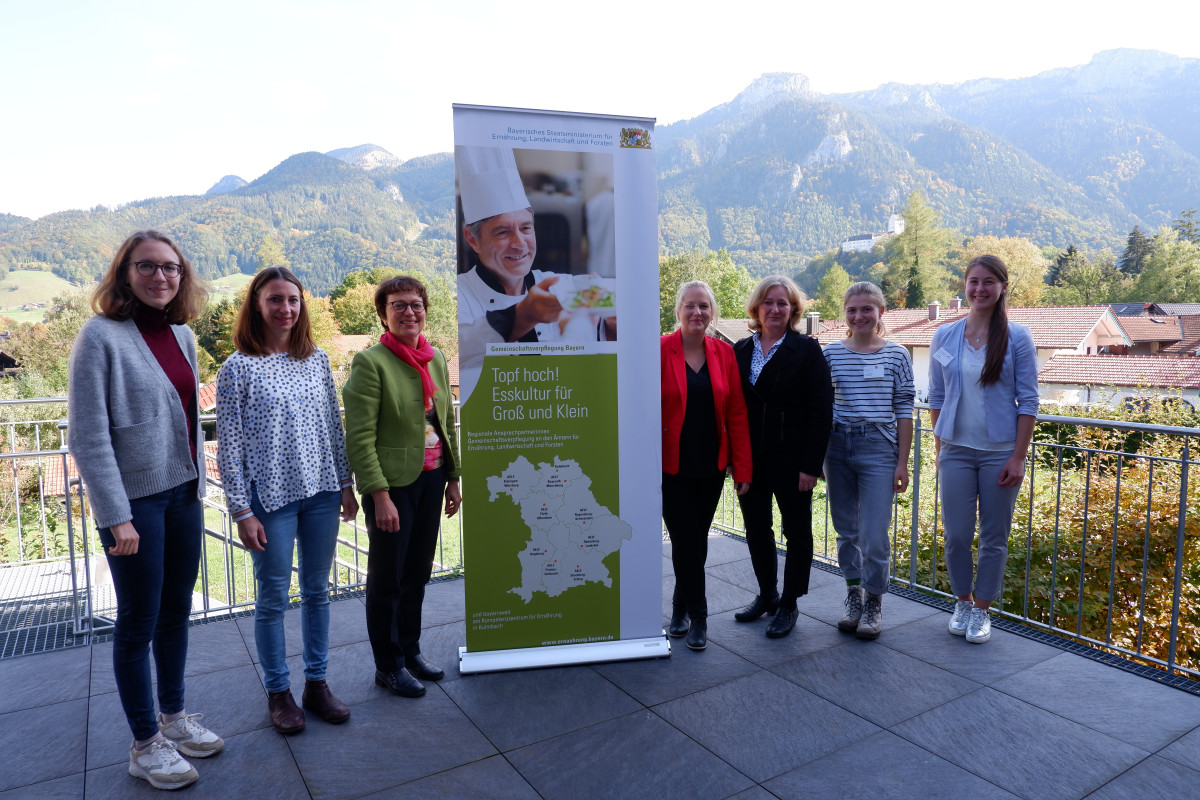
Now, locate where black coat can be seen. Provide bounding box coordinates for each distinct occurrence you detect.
[733,329,833,477]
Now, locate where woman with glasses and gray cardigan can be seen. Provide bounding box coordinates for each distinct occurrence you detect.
[68,230,223,791]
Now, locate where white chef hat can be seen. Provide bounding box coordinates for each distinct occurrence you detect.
[456,145,531,224]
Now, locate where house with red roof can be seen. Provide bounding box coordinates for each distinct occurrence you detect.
[1110,316,1183,355]
[197,381,218,413]
[1038,355,1200,408]
[328,334,374,366]
[815,302,1129,400]
[1158,316,1200,357]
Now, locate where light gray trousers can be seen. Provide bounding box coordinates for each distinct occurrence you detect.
[938,443,1020,602]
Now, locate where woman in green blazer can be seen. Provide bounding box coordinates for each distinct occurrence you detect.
[343,275,461,699]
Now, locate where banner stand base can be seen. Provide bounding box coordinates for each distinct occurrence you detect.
[459,633,671,675]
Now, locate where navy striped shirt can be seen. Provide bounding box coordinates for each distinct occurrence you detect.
[823,340,915,427]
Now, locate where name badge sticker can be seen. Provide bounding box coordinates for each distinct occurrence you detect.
[863,363,886,379]
[933,347,954,367]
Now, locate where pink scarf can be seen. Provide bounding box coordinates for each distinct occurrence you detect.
[380,331,437,412]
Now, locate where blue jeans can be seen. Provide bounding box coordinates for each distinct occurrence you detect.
[98,480,202,741]
[824,423,899,596]
[938,444,1020,602]
[249,488,341,693]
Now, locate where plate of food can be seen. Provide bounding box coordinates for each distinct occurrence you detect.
[552,275,617,318]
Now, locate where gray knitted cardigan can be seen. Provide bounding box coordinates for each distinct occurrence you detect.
[67,315,206,529]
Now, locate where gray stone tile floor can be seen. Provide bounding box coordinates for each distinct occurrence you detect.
[2,533,1199,799]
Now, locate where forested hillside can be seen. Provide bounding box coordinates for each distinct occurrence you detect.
[1,49,1197,292]
[658,50,1200,274]
[0,151,456,295]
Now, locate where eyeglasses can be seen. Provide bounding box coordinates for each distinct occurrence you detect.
[133,261,182,278]
[388,300,425,313]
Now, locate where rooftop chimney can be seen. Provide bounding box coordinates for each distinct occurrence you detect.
[928,301,941,321]
[806,312,821,336]
[950,297,962,311]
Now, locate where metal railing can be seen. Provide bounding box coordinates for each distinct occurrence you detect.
[0,409,463,658]
[3,398,1200,683]
[712,404,1200,682]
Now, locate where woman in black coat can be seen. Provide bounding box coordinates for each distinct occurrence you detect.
[733,275,833,638]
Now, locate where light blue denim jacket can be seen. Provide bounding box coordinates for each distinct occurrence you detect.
[927,318,1039,443]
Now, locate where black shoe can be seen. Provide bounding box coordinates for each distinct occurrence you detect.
[667,607,690,638]
[685,618,707,651]
[407,653,444,681]
[765,607,798,639]
[734,593,780,623]
[375,668,426,698]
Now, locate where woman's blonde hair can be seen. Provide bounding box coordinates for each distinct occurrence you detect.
[746,275,805,332]
[92,230,208,324]
[843,281,888,337]
[674,280,718,330]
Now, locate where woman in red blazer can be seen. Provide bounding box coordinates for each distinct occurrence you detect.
[661,280,752,651]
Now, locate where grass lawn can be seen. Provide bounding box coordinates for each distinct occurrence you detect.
[0,270,80,323]
[210,274,253,294]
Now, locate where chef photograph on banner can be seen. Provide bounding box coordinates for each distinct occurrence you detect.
[456,145,617,403]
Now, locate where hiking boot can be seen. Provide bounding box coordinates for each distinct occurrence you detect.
[856,593,882,640]
[837,585,864,632]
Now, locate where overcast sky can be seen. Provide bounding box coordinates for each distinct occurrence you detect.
[3,0,1199,219]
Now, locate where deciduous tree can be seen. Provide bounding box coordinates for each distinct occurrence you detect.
[4,289,93,392]
[813,263,852,321]
[1134,229,1200,303]
[1045,249,1129,305]
[659,249,757,333]
[304,292,340,364]
[256,235,289,269]
[1172,209,1200,247]
[961,235,1048,306]
[330,284,380,335]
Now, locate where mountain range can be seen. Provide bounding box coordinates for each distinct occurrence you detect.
[1,48,1196,294]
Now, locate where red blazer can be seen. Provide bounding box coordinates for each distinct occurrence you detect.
[660,330,752,481]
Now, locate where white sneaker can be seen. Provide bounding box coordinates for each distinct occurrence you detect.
[129,738,198,790]
[966,607,992,643]
[948,600,972,636]
[158,712,224,758]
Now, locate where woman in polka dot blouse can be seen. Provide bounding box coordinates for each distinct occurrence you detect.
[215,267,358,735]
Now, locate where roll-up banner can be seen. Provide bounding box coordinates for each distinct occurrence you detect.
[453,104,667,673]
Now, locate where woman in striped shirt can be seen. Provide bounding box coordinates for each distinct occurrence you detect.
[822,282,915,639]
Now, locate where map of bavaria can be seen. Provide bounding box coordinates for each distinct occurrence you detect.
[487,455,633,603]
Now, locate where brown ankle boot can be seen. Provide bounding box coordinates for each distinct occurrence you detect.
[302,679,350,724]
[268,689,306,734]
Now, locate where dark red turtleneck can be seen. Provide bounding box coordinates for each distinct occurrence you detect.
[133,304,197,464]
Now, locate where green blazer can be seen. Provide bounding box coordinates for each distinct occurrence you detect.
[343,343,460,494]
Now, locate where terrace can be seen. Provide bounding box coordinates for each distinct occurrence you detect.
[2,407,1200,798]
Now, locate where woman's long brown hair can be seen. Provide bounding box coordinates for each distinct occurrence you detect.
[968,254,1010,386]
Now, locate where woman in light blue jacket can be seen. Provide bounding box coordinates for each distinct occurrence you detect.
[928,254,1038,644]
